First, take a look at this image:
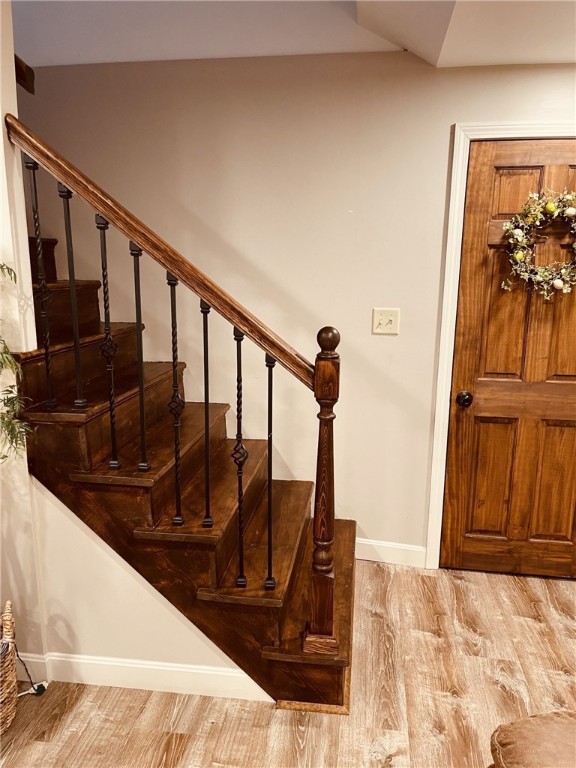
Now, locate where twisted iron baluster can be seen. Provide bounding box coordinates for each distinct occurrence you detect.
[24,158,56,409]
[200,299,213,528]
[130,241,150,472]
[58,183,87,409]
[96,215,120,469]
[232,327,248,588]
[167,273,185,526]
[264,354,276,590]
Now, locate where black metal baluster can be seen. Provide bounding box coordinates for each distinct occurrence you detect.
[58,183,87,409]
[265,354,276,590]
[130,241,150,472]
[167,273,185,526]
[231,327,248,588]
[96,215,120,469]
[200,300,213,528]
[25,158,56,409]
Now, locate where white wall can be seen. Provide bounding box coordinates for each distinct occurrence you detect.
[19,53,575,558]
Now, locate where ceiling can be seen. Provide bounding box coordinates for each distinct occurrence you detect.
[11,0,576,69]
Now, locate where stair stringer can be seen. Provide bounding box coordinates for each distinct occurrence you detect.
[27,476,272,701]
[64,479,349,707]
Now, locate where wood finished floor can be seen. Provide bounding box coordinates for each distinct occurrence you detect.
[2,560,575,768]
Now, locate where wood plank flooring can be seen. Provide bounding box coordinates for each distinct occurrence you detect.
[2,560,575,768]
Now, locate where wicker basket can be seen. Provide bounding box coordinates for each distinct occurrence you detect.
[0,601,18,735]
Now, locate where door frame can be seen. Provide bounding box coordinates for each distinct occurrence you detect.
[425,121,576,569]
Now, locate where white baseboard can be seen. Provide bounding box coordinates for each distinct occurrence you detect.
[355,537,427,568]
[17,652,273,702]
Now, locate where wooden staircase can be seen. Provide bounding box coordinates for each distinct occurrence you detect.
[8,116,356,711]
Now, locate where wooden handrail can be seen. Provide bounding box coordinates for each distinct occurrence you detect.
[5,114,315,390]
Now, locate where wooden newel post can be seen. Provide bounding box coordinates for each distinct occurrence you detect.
[303,326,340,656]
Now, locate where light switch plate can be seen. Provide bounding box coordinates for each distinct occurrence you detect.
[372,308,400,335]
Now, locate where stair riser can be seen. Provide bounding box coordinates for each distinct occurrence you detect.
[27,369,183,476]
[27,423,87,489]
[265,658,347,707]
[19,328,139,405]
[34,283,101,344]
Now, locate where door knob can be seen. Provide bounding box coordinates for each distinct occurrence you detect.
[456,390,473,408]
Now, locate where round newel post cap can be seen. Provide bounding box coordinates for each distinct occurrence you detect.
[317,326,340,353]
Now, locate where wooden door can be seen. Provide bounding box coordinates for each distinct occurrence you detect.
[441,138,576,578]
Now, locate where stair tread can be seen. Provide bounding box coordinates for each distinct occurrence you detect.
[197,479,313,607]
[261,518,356,667]
[133,438,268,544]
[17,322,137,363]
[24,361,183,423]
[69,402,230,486]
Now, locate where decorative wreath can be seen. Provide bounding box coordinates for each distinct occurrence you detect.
[502,190,576,300]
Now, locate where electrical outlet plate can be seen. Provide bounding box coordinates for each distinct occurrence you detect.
[372,308,400,335]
